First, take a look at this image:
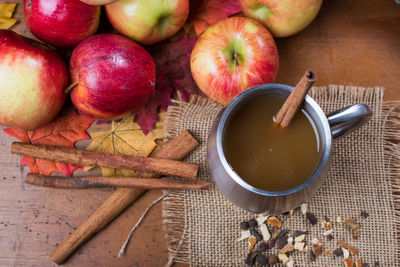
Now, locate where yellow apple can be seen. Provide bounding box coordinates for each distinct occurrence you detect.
[238,0,323,37]
[105,0,189,44]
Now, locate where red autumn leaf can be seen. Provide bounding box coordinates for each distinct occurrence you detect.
[4,110,94,176]
[189,0,242,36]
[134,35,199,134]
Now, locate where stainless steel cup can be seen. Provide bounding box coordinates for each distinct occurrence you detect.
[207,84,372,214]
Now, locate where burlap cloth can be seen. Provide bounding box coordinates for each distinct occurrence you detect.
[163,85,400,266]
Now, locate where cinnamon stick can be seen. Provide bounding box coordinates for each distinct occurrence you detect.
[11,142,198,179]
[275,70,316,127]
[26,173,210,190]
[50,130,199,264]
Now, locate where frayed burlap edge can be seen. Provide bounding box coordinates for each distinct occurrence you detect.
[163,95,221,265]
[162,85,400,265]
[382,100,400,262]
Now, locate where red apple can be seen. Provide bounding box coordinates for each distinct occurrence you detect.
[190,17,279,106]
[105,0,189,44]
[24,0,101,48]
[69,34,155,120]
[0,30,68,130]
[238,0,323,37]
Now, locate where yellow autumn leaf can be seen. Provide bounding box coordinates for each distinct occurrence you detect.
[0,3,17,30]
[85,112,165,177]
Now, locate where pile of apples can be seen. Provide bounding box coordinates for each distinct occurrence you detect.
[0,0,322,130]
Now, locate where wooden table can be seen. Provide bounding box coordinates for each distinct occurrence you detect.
[0,0,399,266]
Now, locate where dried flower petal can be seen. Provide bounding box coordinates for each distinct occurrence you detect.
[235,229,251,242]
[312,238,321,245]
[279,243,294,254]
[355,259,363,267]
[267,216,282,228]
[322,220,333,230]
[271,229,282,240]
[300,203,307,215]
[301,245,309,253]
[259,223,271,241]
[294,241,305,251]
[353,230,361,239]
[294,234,306,242]
[286,256,294,267]
[256,214,269,225]
[323,229,333,236]
[247,236,257,253]
[287,236,293,244]
[324,249,331,256]
[278,253,289,264]
[342,248,350,259]
[338,240,359,255]
[336,216,343,223]
[344,258,355,267]
[312,238,323,257]
[345,218,360,230]
[312,244,323,257]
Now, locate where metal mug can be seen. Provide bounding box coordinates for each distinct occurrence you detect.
[207,84,372,214]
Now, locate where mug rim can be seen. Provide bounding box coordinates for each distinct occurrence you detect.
[216,83,332,197]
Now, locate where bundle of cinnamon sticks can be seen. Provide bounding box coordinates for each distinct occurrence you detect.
[11,136,208,191]
[11,130,204,264]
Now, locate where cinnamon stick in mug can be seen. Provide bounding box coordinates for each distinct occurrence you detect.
[11,142,198,179]
[25,173,210,190]
[275,70,316,127]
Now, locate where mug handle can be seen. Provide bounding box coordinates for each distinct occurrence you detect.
[327,104,373,139]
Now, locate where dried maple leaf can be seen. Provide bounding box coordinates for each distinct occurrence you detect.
[134,36,198,134]
[85,112,165,177]
[189,0,242,36]
[0,3,17,29]
[4,111,94,176]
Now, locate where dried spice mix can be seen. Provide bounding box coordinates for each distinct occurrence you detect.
[237,207,373,266]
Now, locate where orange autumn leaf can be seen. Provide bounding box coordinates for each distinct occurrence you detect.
[189,0,242,36]
[4,111,94,176]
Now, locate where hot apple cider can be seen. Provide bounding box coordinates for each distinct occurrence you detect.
[223,95,321,191]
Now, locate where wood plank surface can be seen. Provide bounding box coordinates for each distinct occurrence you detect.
[0,0,399,266]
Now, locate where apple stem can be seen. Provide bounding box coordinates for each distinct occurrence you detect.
[233,52,239,67]
[65,82,79,93]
